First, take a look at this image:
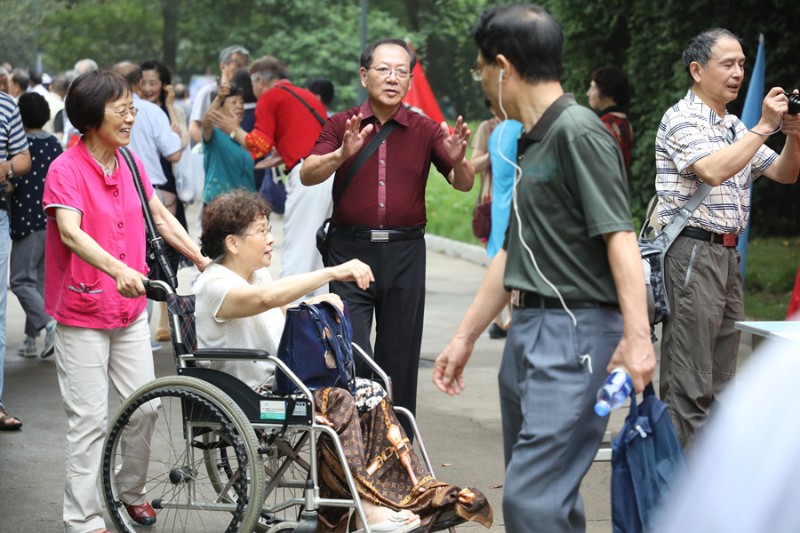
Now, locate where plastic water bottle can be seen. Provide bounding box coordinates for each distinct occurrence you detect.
[594,368,633,416]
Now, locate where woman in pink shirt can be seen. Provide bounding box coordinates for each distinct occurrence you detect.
[42,70,208,533]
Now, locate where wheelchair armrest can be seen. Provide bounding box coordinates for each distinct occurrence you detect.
[187,348,271,360]
[351,342,393,401]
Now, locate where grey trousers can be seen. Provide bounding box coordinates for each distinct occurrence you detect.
[661,236,742,447]
[9,230,50,337]
[500,305,621,533]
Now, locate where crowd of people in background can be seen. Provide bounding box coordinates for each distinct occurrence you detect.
[0,56,338,423]
[3,5,800,532]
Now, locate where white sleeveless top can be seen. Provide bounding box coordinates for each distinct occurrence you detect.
[194,263,284,390]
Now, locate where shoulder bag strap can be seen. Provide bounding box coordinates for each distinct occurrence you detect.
[333,120,397,208]
[119,147,159,242]
[277,85,326,126]
[119,147,178,288]
[657,182,713,242]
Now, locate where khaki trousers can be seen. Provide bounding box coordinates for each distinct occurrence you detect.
[661,236,743,447]
[55,312,159,533]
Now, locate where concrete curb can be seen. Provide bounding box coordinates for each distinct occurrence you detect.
[426,234,490,267]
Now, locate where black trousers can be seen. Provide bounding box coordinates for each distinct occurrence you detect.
[328,234,426,437]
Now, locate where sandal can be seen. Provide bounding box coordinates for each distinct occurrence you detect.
[0,407,23,431]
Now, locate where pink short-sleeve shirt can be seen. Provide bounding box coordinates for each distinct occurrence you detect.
[43,140,154,329]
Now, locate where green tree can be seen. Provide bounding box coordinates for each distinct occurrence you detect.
[41,0,164,71]
[20,0,800,235]
[0,0,62,71]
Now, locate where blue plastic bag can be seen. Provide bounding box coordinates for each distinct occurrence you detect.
[612,384,685,532]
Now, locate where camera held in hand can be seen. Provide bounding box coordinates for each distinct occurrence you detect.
[786,92,800,115]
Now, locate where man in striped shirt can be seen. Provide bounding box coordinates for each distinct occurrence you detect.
[0,90,31,430]
[656,27,800,446]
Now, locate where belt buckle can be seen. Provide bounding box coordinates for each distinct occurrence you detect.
[370,230,389,242]
[723,234,737,247]
[510,289,521,307]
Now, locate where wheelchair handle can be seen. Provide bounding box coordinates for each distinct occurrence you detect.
[142,278,176,297]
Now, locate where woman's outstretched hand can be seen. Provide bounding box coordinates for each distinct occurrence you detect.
[305,293,345,310]
[330,259,374,290]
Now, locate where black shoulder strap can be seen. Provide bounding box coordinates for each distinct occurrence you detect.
[333,120,397,207]
[119,147,178,290]
[277,85,326,126]
[119,147,158,241]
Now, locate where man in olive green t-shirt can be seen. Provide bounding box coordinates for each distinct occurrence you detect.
[434,5,655,531]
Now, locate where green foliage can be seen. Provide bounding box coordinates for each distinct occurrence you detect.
[743,237,800,319]
[425,165,481,245]
[41,0,164,70]
[10,0,800,236]
[0,0,56,69]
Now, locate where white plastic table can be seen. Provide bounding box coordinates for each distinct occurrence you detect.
[735,320,800,341]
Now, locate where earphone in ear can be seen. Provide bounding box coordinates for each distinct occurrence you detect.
[499,68,505,84]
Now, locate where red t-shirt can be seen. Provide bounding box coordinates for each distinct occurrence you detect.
[245,80,326,170]
[309,102,453,228]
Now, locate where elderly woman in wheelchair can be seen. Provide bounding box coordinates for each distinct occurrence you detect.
[193,190,493,532]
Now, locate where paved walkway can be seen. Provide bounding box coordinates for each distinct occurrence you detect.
[0,209,755,532]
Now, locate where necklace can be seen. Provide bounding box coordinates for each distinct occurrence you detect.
[89,152,117,175]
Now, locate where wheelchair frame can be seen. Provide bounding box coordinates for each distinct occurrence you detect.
[101,280,446,533]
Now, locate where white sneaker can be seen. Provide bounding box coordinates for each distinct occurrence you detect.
[40,319,57,359]
[17,336,37,358]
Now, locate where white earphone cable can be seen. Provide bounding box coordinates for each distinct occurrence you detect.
[495,68,577,327]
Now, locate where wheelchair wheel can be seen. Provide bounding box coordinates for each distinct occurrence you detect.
[208,425,313,532]
[102,376,266,533]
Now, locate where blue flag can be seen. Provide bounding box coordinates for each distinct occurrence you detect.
[737,34,765,282]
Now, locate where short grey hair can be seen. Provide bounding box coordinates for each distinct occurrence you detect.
[219,45,250,64]
[682,28,741,81]
[74,58,99,75]
[248,56,288,83]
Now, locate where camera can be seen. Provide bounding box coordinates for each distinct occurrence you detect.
[786,92,800,115]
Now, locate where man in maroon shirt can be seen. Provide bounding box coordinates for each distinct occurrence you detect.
[301,38,474,429]
[213,55,333,298]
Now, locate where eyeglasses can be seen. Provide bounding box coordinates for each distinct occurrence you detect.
[368,66,411,80]
[242,226,272,239]
[470,67,484,82]
[105,106,138,120]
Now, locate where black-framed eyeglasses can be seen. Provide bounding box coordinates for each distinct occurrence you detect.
[368,66,412,80]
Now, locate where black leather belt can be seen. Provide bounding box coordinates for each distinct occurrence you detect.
[680,227,738,247]
[510,290,618,310]
[330,225,425,243]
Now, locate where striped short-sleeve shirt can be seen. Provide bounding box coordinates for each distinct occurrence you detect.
[655,89,777,235]
[1,92,29,161]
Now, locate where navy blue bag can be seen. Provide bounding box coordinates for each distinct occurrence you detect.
[612,384,685,533]
[275,301,356,395]
[259,167,286,215]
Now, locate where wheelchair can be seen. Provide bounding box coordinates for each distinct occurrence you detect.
[101,280,454,533]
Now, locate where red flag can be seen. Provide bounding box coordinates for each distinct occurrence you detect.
[787,265,800,319]
[404,43,446,125]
